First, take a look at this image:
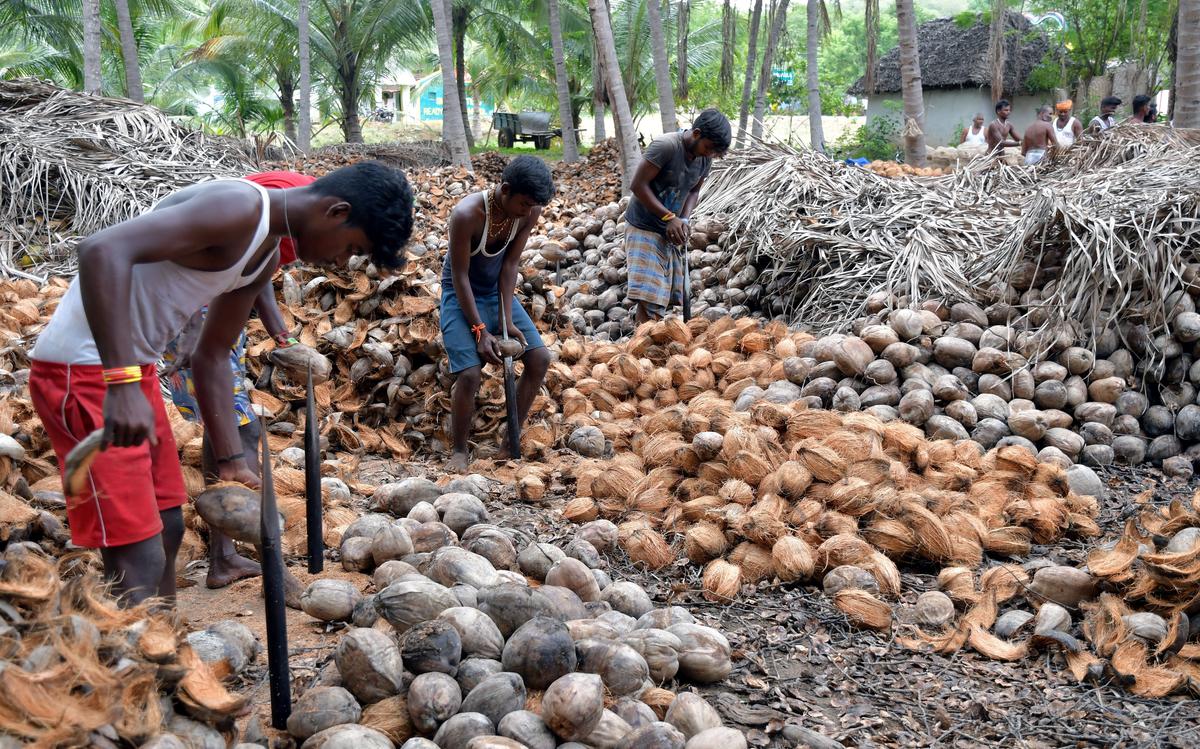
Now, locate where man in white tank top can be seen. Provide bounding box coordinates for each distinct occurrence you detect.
[960,113,987,147]
[1053,100,1082,148]
[28,162,413,605]
[441,156,554,473]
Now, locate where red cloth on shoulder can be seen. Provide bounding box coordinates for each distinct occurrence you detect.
[244,171,317,265]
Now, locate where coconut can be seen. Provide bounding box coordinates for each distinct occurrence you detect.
[401,619,462,676]
[600,581,654,618]
[478,584,559,639]
[463,529,519,571]
[408,502,440,523]
[535,585,587,621]
[302,725,394,749]
[637,607,697,631]
[822,565,879,596]
[301,579,362,623]
[286,687,362,741]
[501,616,577,690]
[411,522,459,554]
[1123,613,1169,645]
[375,478,442,516]
[622,629,683,683]
[576,639,650,695]
[335,628,405,704]
[545,558,601,602]
[584,710,635,749]
[622,722,687,749]
[541,673,605,741]
[994,610,1034,639]
[375,579,460,633]
[457,658,504,693]
[613,698,660,730]
[438,607,506,660]
[667,624,732,684]
[408,672,463,734]
[685,727,748,749]
[577,519,620,553]
[433,713,495,749]
[339,536,376,572]
[568,426,607,458]
[436,493,490,537]
[914,591,955,628]
[426,547,501,590]
[464,737,525,749]
[1033,602,1071,635]
[684,523,727,564]
[664,692,722,740]
[497,711,557,749]
[373,560,419,591]
[459,672,527,727]
[371,525,415,567]
[193,483,275,545]
[1028,566,1097,607]
[517,543,568,581]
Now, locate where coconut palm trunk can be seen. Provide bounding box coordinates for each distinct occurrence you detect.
[677,0,689,102]
[549,0,580,162]
[736,0,763,147]
[112,0,144,102]
[806,1,824,153]
[452,4,475,146]
[988,0,1006,102]
[433,0,473,169]
[588,0,640,191]
[82,0,102,94]
[645,0,677,133]
[864,0,878,95]
[592,36,607,143]
[1178,0,1200,127]
[720,0,735,91]
[896,0,927,166]
[752,0,790,139]
[298,0,312,151]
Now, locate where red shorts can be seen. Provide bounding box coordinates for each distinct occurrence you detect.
[29,360,188,548]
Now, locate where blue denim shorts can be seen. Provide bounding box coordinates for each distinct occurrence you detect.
[440,287,545,374]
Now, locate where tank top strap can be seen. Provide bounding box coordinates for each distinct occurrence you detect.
[228,179,276,288]
[474,190,490,256]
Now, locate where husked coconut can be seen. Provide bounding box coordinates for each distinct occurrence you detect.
[1029,566,1096,607]
[667,623,732,683]
[286,687,361,741]
[541,673,605,741]
[665,693,722,739]
[407,672,462,734]
[302,580,361,623]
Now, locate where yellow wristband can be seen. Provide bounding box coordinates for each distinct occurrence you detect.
[102,366,142,385]
[661,211,677,222]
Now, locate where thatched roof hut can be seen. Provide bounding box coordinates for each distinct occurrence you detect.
[849,12,1052,96]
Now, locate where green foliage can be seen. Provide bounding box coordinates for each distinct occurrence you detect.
[828,115,899,161]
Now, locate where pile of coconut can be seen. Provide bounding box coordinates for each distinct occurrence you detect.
[548,317,1098,606]
[280,474,745,749]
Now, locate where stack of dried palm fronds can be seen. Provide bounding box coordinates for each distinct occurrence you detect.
[268,140,450,177]
[0,79,256,269]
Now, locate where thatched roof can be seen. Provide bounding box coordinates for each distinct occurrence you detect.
[849,12,1052,96]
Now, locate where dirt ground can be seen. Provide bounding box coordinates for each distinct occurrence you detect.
[175,458,1200,749]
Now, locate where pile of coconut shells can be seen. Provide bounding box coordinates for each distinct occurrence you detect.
[522,202,729,341]
[288,474,745,749]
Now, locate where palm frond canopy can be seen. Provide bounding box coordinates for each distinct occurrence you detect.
[849,12,1051,96]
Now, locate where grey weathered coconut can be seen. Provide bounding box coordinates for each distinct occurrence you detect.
[623,629,682,683]
[301,725,393,749]
[426,546,501,589]
[584,709,635,749]
[517,543,567,581]
[924,415,969,441]
[567,426,607,457]
[541,673,605,741]
[666,624,732,684]
[600,581,653,618]
[167,715,225,749]
[433,713,495,749]
[375,579,459,633]
[498,711,557,749]
[636,606,696,630]
[502,616,577,689]
[301,579,362,623]
[564,538,604,569]
[576,639,650,696]
[370,524,414,567]
[613,698,660,729]
[335,628,405,704]
[1065,464,1105,499]
[340,536,375,573]
[459,672,527,726]
[665,692,723,739]
[437,493,490,536]
[408,672,463,734]
[478,584,560,638]
[822,565,879,596]
[439,607,506,660]
[578,519,619,553]
[457,658,504,693]
[373,477,442,516]
[286,686,362,740]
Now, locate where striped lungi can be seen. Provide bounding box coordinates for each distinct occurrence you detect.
[625,226,684,314]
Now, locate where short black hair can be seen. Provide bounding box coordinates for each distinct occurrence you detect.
[693,108,732,152]
[310,161,413,270]
[502,155,555,204]
[1132,94,1152,112]
[1102,96,1122,107]
[995,99,1011,113]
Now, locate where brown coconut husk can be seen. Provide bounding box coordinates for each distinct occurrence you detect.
[621,527,674,570]
[862,518,917,557]
[563,497,599,524]
[772,536,816,582]
[702,559,743,602]
[729,541,774,582]
[735,511,787,547]
[817,534,875,570]
[639,687,676,719]
[967,624,1028,661]
[361,695,413,744]
[834,589,892,630]
[684,522,728,563]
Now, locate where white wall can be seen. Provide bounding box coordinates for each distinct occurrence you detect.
[866,89,1057,149]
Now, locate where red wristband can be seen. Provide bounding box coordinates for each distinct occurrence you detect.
[471,323,487,342]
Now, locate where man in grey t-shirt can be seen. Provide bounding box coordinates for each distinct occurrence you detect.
[625,109,731,323]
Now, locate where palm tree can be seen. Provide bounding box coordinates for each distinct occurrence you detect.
[297,0,311,151]
[433,0,472,168]
[752,0,790,139]
[588,0,640,190]
[677,0,689,102]
[451,2,475,146]
[988,0,1005,102]
[113,0,145,101]
[736,0,762,146]
[592,36,607,142]
[1179,0,1200,127]
[644,0,677,132]
[719,0,734,91]
[806,1,824,153]
[896,0,926,166]
[548,0,581,162]
[82,0,102,94]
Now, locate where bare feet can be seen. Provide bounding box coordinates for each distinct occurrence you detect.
[206,553,261,589]
[447,451,470,474]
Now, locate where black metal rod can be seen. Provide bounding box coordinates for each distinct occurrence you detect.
[259,424,291,729]
[499,299,521,460]
[304,364,323,573]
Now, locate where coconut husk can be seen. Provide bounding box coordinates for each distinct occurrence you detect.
[702,559,743,602]
[620,527,674,570]
[833,589,892,630]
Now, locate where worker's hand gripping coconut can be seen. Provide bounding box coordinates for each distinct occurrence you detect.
[32,161,414,606]
[440,156,555,474]
[624,108,731,324]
